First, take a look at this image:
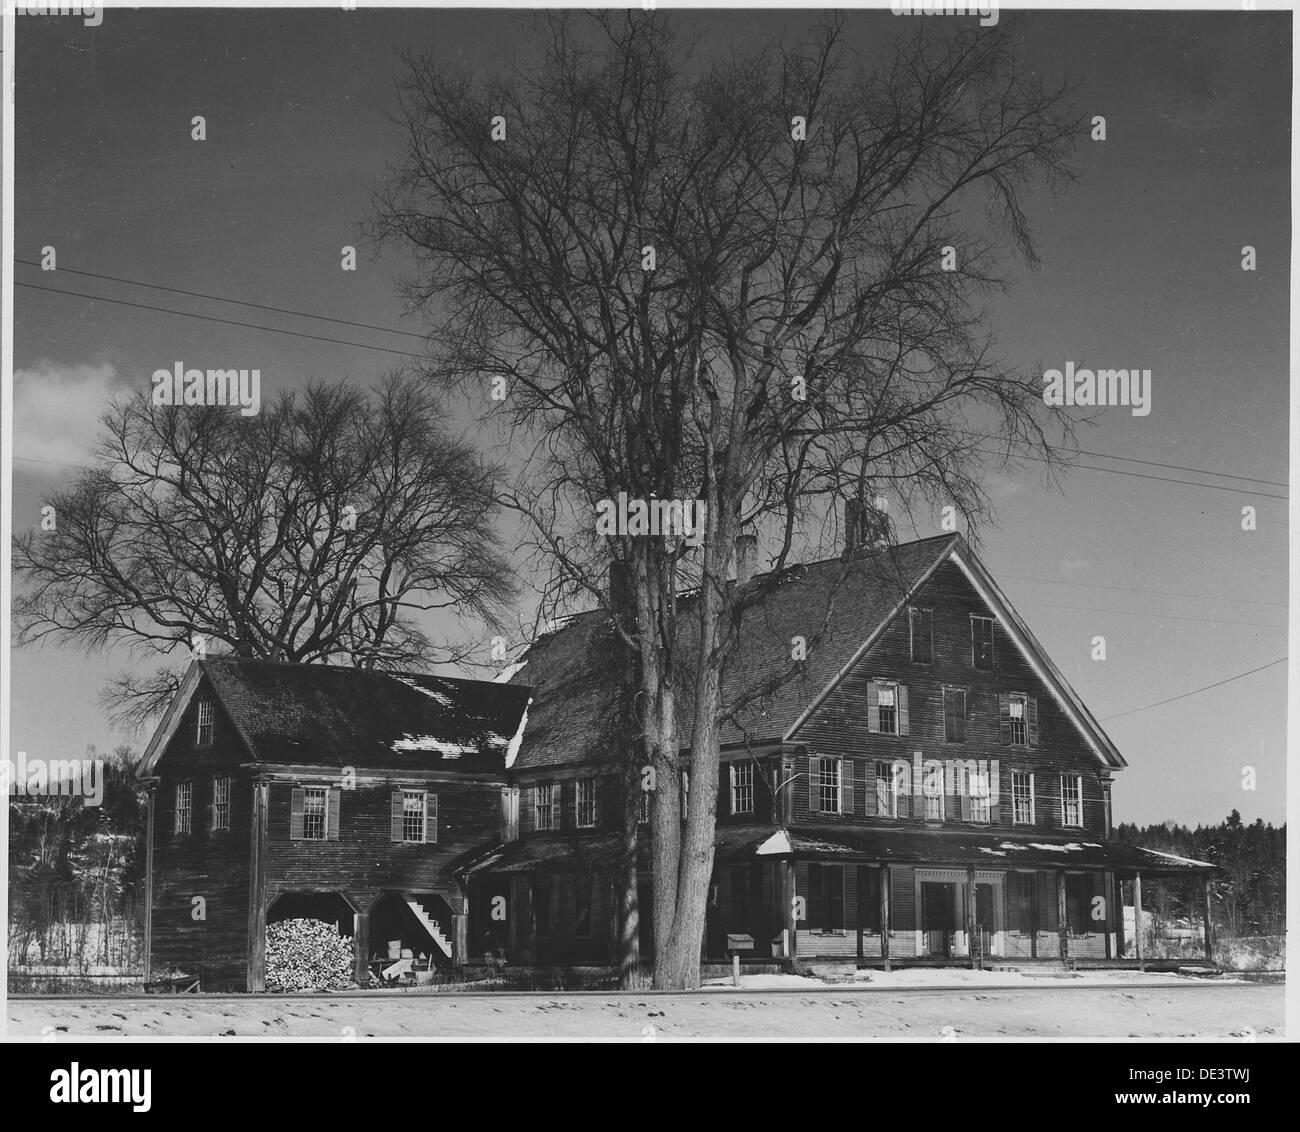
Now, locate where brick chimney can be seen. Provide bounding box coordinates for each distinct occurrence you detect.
[735,533,757,587]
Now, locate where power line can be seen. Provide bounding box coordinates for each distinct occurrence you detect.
[16,281,426,361]
[15,259,428,340]
[1015,598,1284,631]
[1100,657,1287,722]
[1073,448,1286,490]
[995,570,1287,610]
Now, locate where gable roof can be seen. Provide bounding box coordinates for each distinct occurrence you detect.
[141,657,533,777]
[508,533,1126,771]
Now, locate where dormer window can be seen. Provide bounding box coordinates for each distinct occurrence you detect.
[196,698,214,746]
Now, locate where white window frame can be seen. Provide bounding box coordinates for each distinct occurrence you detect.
[1012,770,1035,826]
[212,775,230,831]
[1008,692,1029,746]
[402,789,427,843]
[196,698,214,746]
[876,680,900,736]
[576,778,597,828]
[1061,774,1083,828]
[174,781,192,834]
[967,765,990,824]
[817,758,842,814]
[730,762,754,815]
[534,782,555,831]
[302,784,329,841]
[922,762,944,821]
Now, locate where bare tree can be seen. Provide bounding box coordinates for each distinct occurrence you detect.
[374,11,1079,988]
[14,372,514,727]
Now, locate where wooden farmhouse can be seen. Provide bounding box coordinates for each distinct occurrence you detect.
[140,530,1215,989]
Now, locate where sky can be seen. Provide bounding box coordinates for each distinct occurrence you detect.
[8,6,1290,827]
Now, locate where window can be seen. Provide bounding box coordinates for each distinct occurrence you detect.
[869,680,907,736]
[922,762,943,821]
[1061,775,1083,828]
[534,782,555,831]
[816,758,841,814]
[576,778,597,828]
[941,687,966,743]
[303,785,328,840]
[909,607,933,663]
[806,863,844,931]
[1008,693,1028,745]
[730,762,754,815]
[212,776,230,831]
[196,698,214,745]
[402,790,427,843]
[971,616,995,670]
[877,682,898,735]
[174,782,192,834]
[534,875,552,937]
[1012,771,1034,825]
[573,874,594,937]
[638,787,650,825]
[964,764,990,823]
[876,760,907,819]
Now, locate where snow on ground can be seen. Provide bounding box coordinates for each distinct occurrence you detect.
[702,968,1233,992]
[8,982,1281,1040]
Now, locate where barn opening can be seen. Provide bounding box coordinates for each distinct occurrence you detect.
[267,891,355,934]
[368,891,456,971]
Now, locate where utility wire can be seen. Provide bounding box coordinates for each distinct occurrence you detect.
[1100,657,1287,722]
[995,570,1286,610]
[15,258,427,340]
[16,281,426,361]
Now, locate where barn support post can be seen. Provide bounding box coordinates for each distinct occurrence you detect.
[247,777,270,992]
[1201,875,1214,962]
[879,865,891,970]
[454,887,470,968]
[1133,871,1145,971]
[966,866,977,969]
[1029,872,1038,959]
[143,784,156,981]
[1056,869,1068,963]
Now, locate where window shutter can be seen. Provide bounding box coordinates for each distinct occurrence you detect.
[867,680,880,733]
[427,793,438,844]
[999,692,1012,745]
[390,791,404,842]
[898,685,909,736]
[840,760,854,815]
[1027,696,1040,747]
[327,788,341,841]
[865,762,879,817]
[829,866,844,930]
[807,864,823,929]
[808,755,822,810]
[959,763,972,821]
[209,780,217,832]
[944,761,958,823]
[989,762,1001,824]
[895,762,911,820]
[290,787,305,840]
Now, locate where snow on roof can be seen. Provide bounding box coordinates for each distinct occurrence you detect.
[493,659,528,684]
[390,735,476,757]
[391,675,454,707]
[504,700,532,769]
[756,829,793,856]
[1139,846,1216,869]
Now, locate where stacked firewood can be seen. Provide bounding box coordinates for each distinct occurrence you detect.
[265,919,354,991]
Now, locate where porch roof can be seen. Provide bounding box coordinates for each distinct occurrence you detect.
[714,824,1216,876]
[460,833,626,876]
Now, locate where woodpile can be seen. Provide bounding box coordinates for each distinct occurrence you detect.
[265,919,354,991]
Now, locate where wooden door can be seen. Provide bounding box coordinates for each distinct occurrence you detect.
[921,882,955,956]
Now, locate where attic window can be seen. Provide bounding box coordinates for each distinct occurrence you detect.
[971,616,995,670]
[196,698,214,746]
[909,607,933,663]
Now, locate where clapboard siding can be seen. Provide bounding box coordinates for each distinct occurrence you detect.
[264,777,501,909]
[793,561,1107,835]
[149,680,252,989]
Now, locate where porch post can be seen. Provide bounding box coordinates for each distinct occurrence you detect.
[143,785,155,982]
[1029,873,1038,959]
[880,865,891,971]
[1201,875,1214,962]
[353,912,369,985]
[455,886,470,968]
[247,777,269,993]
[966,866,977,969]
[1103,871,1116,960]
[1133,870,1144,971]
[1056,869,1068,963]
[782,860,797,961]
